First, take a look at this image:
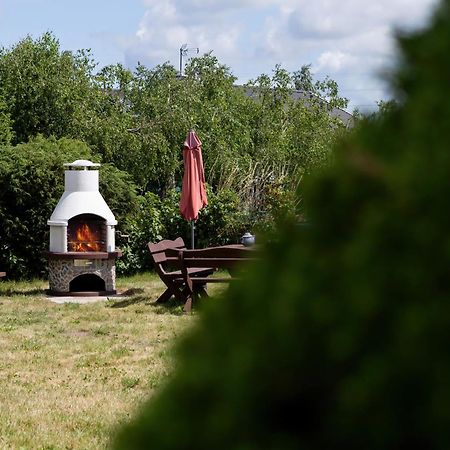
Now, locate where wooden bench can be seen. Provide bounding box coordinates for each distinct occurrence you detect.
[147,238,215,309]
[165,245,258,312]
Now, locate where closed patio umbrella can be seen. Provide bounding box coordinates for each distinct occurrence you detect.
[179,129,208,248]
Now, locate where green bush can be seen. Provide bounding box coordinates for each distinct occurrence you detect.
[250,177,304,238]
[117,186,252,275]
[112,1,450,449]
[161,186,252,249]
[194,187,252,247]
[0,136,137,278]
[116,192,165,275]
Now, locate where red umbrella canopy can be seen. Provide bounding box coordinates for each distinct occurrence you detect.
[179,130,208,221]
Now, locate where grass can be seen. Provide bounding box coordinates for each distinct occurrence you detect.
[0,272,226,449]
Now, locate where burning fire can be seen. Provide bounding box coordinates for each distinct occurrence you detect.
[69,222,102,252]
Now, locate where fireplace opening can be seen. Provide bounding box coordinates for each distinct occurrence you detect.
[68,214,106,252]
[69,274,106,292]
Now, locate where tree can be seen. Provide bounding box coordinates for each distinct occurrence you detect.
[236,65,347,221]
[76,63,147,190]
[124,55,345,211]
[0,94,13,145]
[127,62,193,194]
[0,32,97,144]
[293,64,349,111]
[0,34,154,192]
[124,55,253,195]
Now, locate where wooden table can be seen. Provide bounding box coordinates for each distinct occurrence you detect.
[165,244,258,311]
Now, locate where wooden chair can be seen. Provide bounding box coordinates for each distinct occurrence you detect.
[147,237,215,308]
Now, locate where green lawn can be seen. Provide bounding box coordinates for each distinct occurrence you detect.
[0,273,224,449]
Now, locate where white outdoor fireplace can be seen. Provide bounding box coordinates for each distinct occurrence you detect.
[46,160,121,296]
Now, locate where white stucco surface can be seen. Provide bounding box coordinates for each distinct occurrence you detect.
[48,165,117,225]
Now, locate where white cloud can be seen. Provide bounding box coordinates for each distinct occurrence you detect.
[128,0,248,71]
[315,51,356,73]
[283,0,438,40]
[126,0,441,111]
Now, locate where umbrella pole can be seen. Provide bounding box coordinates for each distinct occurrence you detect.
[191,220,195,249]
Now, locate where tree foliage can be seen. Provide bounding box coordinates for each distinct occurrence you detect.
[0,34,348,197]
[113,0,450,448]
[0,33,97,144]
[0,94,13,145]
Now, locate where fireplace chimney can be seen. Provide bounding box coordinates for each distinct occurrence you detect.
[48,160,116,252]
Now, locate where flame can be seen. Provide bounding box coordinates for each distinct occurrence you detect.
[69,223,102,252]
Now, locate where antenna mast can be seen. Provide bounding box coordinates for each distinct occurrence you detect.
[179,44,199,76]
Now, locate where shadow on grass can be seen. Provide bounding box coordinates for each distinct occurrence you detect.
[0,287,47,297]
[109,295,149,308]
[108,288,184,314]
[149,293,224,316]
[148,297,188,316]
[116,288,146,297]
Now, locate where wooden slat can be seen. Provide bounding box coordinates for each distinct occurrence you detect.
[188,277,235,283]
[182,257,256,268]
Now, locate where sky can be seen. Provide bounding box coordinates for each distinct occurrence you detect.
[0,0,441,113]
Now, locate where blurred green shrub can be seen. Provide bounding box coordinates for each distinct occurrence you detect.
[112,1,450,449]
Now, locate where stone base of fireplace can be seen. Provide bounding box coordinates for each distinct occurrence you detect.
[46,251,121,296]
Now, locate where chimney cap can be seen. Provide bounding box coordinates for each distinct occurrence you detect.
[63,160,101,168]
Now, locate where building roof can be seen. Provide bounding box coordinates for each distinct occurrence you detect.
[240,86,355,128]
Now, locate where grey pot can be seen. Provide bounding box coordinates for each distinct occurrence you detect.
[240,232,255,247]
